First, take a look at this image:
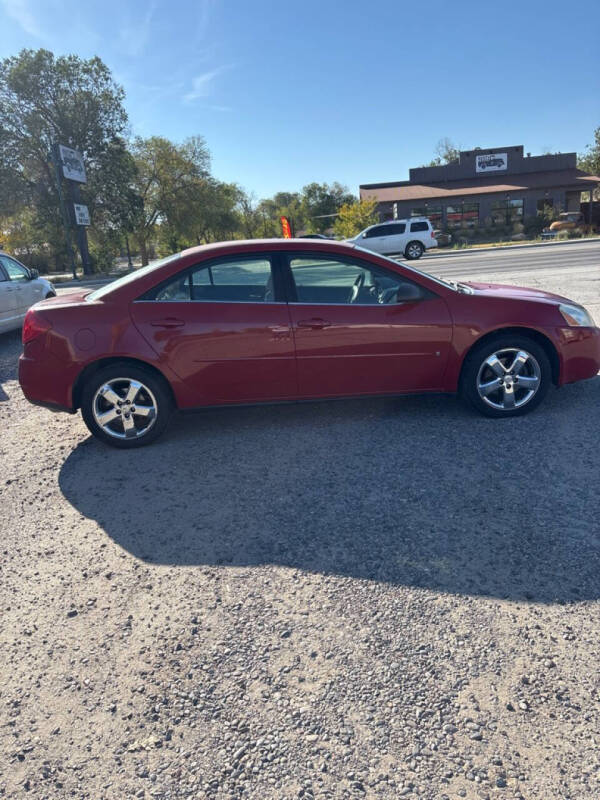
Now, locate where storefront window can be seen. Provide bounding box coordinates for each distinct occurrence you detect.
[491,198,524,225]
[410,206,443,229]
[445,202,479,229]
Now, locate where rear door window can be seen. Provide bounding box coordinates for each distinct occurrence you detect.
[147,257,275,303]
[410,221,429,232]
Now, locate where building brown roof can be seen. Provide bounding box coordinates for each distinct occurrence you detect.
[360,169,600,203]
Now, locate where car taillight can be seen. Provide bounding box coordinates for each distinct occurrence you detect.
[22,309,52,344]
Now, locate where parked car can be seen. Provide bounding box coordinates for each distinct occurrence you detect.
[298,234,333,239]
[0,252,56,334]
[433,229,452,247]
[548,212,585,232]
[345,218,437,259]
[19,239,599,448]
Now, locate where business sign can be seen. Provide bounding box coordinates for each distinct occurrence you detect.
[476,152,507,173]
[59,145,87,183]
[280,216,292,239]
[73,203,90,226]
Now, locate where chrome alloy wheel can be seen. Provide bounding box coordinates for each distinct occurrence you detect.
[476,348,541,411]
[406,242,422,258]
[92,377,157,440]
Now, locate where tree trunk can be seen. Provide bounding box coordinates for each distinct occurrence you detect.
[139,238,149,266]
[125,234,133,268]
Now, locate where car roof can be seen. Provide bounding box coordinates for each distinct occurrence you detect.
[180,238,358,258]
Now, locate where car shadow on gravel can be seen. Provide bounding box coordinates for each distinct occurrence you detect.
[59,377,600,604]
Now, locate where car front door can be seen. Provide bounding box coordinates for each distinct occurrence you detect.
[0,256,41,313]
[0,262,20,332]
[130,254,297,406]
[359,224,391,253]
[283,253,453,398]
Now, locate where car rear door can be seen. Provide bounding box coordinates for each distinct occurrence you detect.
[282,252,453,398]
[384,222,408,254]
[130,253,298,406]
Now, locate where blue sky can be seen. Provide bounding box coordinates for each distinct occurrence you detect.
[1,0,599,198]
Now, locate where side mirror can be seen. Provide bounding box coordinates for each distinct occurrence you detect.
[29,268,39,279]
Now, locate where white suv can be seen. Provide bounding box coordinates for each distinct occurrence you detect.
[346,218,437,259]
[0,252,56,334]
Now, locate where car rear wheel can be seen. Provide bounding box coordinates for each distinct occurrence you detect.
[81,363,173,448]
[404,241,424,260]
[460,335,552,417]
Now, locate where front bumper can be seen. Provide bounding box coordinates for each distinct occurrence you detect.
[557,326,600,385]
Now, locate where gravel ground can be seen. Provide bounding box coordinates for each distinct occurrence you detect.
[1,262,599,800]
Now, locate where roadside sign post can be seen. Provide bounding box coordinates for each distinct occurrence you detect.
[49,145,77,280]
[69,181,91,273]
[55,144,92,276]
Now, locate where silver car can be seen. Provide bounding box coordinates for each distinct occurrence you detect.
[0,252,56,334]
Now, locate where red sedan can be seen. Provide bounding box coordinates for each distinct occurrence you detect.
[19,239,600,448]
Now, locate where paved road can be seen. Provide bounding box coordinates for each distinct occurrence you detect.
[414,239,600,322]
[420,238,600,278]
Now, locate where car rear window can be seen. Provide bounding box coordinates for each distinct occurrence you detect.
[87,253,182,301]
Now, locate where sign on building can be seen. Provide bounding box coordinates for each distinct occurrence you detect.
[73,203,90,226]
[59,145,87,183]
[476,152,507,173]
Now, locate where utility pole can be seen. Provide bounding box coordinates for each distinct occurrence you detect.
[49,145,77,280]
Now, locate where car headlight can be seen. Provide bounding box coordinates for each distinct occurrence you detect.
[559,303,595,327]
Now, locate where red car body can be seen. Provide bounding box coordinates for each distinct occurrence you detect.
[18,239,600,417]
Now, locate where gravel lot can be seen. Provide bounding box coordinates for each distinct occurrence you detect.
[1,252,599,800]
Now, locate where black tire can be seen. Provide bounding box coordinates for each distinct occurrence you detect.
[460,334,552,418]
[404,241,424,260]
[80,362,173,448]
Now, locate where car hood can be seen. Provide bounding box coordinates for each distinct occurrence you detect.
[463,282,573,305]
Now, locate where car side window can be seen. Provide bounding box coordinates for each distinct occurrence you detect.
[288,256,424,305]
[151,257,274,302]
[365,223,406,238]
[410,221,429,232]
[1,256,29,281]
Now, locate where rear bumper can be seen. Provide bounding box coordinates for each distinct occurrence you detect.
[558,326,600,385]
[19,349,76,412]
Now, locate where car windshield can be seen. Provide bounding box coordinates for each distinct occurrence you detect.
[87,253,181,301]
[354,245,463,292]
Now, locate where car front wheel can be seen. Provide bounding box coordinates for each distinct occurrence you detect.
[460,335,552,417]
[81,363,173,448]
[404,241,424,260]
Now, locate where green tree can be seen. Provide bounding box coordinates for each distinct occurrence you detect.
[578,126,600,201]
[425,137,461,167]
[128,135,211,264]
[0,48,129,273]
[333,199,379,238]
[301,182,355,233]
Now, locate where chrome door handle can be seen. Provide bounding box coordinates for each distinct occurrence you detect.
[150,317,185,328]
[297,318,331,330]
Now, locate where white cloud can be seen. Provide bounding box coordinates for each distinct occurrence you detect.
[183,65,231,103]
[1,0,46,39]
[117,1,157,58]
